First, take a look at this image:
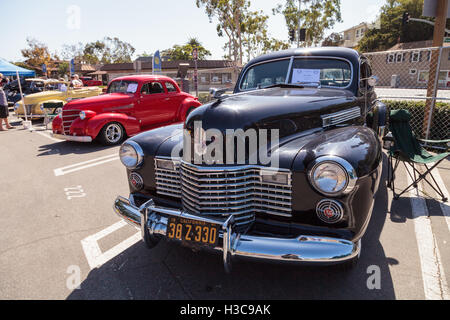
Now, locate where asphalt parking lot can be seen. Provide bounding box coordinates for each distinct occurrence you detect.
[0,116,449,300]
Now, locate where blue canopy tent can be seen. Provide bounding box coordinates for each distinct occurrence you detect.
[0,58,35,77]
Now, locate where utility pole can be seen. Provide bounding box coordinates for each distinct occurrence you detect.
[423,0,448,138]
[297,0,302,48]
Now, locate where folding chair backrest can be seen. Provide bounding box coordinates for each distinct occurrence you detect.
[389,110,430,160]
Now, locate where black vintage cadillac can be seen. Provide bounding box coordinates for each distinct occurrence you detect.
[113,47,386,271]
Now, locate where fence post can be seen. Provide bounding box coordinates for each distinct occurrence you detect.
[424,46,443,140]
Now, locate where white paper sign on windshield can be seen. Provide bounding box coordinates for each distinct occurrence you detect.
[127,83,138,93]
[291,69,321,84]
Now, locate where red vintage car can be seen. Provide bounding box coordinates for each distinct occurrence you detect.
[52,75,202,145]
[79,76,103,87]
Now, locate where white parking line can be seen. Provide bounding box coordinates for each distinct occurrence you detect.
[34,130,62,143]
[81,221,140,270]
[406,165,449,300]
[430,166,450,232]
[54,154,119,176]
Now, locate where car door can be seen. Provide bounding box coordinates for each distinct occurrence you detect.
[163,81,184,120]
[136,81,168,127]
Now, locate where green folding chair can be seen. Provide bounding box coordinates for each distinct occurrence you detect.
[385,109,449,202]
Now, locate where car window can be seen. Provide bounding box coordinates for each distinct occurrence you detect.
[141,83,150,95]
[107,80,139,94]
[240,59,291,90]
[165,82,177,93]
[289,58,352,88]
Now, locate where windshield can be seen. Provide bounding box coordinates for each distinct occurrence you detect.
[240,57,352,90]
[107,80,139,94]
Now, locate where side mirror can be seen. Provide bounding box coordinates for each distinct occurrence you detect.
[368,75,379,87]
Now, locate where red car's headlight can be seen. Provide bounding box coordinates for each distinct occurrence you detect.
[79,110,96,120]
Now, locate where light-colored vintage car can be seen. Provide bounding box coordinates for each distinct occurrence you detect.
[14,79,103,120]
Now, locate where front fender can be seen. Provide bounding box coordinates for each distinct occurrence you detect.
[84,113,141,139]
[177,98,202,122]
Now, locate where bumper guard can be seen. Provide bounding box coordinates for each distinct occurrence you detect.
[52,133,93,143]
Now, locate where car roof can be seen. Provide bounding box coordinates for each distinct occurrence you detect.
[110,75,175,83]
[246,47,361,66]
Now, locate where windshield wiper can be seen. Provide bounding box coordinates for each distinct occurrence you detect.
[263,83,305,89]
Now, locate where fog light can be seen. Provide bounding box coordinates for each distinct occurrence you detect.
[129,172,144,190]
[155,159,178,171]
[260,170,290,185]
[316,199,344,224]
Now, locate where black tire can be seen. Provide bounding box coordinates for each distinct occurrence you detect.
[98,122,126,145]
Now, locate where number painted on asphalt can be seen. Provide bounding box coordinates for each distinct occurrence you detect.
[65,186,86,200]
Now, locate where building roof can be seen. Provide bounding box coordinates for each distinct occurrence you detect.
[100,60,236,72]
[341,22,369,33]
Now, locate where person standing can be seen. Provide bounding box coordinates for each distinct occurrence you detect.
[0,74,13,131]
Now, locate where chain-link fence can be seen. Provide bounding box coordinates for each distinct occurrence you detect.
[365,47,450,151]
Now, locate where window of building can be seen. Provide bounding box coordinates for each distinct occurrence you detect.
[387,53,395,63]
[409,69,417,75]
[396,53,404,63]
[356,30,360,37]
[411,51,420,63]
[420,50,431,62]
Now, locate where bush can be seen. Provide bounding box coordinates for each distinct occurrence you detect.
[382,100,450,142]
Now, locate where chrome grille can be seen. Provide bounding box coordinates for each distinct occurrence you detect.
[321,107,361,128]
[155,160,181,198]
[180,162,292,230]
[62,109,80,135]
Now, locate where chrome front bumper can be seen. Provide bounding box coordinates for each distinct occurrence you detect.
[52,133,93,143]
[113,195,360,272]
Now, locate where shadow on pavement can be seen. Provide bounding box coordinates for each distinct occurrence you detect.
[37,141,118,157]
[66,156,395,300]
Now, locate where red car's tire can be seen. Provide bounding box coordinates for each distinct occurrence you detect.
[98,122,126,145]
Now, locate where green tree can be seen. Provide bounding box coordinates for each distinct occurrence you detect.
[322,32,343,46]
[61,37,136,64]
[196,0,251,66]
[21,38,58,71]
[162,38,212,60]
[358,0,449,52]
[273,0,342,46]
[241,10,290,61]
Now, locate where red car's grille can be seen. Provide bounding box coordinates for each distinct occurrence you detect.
[62,109,80,135]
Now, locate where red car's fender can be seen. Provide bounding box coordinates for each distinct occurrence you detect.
[83,113,141,139]
[176,98,202,122]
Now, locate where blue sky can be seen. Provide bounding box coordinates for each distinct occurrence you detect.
[1,0,385,62]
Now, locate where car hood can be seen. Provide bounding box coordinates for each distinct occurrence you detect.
[20,90,65,104]
[186,87,358,137]
[63,93,134,111]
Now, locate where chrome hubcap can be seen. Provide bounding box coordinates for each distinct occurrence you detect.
[105,124,122,143]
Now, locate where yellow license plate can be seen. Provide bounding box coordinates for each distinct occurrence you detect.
[167,217,219,246]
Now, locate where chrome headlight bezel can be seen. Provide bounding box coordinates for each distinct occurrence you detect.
[79,111,86,120]
[308,156,357,197]
[119,141,144,169]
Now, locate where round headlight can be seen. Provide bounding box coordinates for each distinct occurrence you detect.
[79,111,86,120]
[309,157,357,196]
[119,141,144,169]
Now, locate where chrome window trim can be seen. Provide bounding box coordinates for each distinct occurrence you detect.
[238,57,293,92]
[238,55,355,92]
[308,156,358,197]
